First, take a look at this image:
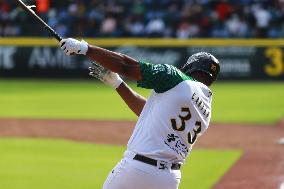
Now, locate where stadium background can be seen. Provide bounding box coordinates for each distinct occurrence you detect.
[0,0,284,189]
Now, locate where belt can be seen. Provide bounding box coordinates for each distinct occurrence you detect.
[133,154,181,170]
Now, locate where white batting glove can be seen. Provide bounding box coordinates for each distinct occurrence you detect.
[89,62,123,89]
[60,38,88,56]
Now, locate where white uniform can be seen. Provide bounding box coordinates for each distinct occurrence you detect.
[103,63,213,189]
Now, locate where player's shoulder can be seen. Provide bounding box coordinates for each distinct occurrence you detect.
[189,80,213,102]
[175,80,213,101]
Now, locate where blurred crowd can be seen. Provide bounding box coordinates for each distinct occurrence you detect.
[1,0,284,38]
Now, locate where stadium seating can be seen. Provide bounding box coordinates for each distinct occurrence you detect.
[0,0,283,38]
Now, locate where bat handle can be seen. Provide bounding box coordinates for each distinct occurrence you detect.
[44,25,62,42]
[53,33,63,42]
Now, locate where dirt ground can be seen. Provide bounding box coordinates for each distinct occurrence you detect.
[0,118,283,189]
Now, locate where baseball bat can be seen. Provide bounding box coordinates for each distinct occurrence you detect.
[16,0,62,42]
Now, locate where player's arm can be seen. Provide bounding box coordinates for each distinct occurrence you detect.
[116,82,146,116]
[59,38,190,93]
[60,39,142,81]
[89,63,146,116]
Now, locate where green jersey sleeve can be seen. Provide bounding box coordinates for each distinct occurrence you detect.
[137,61,195,93]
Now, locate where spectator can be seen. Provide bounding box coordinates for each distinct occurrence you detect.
[126,16,145,37]
[100,16,118,36]
[225,14,249,37]
[252,4,271,37]
[176,19,200,39]
[215,0,233,21]
[36,0,50,14]
[145,16,165,37]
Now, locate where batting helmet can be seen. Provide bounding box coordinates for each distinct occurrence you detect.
[180,52,220,82]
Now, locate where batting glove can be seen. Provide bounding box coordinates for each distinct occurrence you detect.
[89,62,123,89]
[60,38,88,56]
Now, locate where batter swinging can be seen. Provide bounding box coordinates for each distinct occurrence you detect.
[59,38,220,189]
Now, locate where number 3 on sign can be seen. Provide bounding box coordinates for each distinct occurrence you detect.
[265,48,284,77]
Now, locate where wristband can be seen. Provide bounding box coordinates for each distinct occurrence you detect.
[110,74,123,89]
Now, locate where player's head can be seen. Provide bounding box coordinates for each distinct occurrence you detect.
[180,52,220,86]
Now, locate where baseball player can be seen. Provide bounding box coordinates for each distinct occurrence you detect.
[59,38,220,189]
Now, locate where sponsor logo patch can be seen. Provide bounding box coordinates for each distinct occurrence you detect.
[211,64,217,72]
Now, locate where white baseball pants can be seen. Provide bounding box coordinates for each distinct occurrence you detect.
[102,151,181,189]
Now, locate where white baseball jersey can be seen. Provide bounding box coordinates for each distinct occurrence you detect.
[127,62,213,164]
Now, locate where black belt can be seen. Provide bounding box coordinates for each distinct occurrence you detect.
[133,154,181,170]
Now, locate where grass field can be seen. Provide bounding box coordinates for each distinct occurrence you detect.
[0,80,283,124]
[0,79,282,189]
[0,139,241,189]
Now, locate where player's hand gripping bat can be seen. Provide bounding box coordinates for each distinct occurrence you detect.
[16,0,62,42]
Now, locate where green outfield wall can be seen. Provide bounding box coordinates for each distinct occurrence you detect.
[0,38,284,80]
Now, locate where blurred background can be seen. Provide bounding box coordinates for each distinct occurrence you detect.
[0,0,284,80]
[1,0,284,38]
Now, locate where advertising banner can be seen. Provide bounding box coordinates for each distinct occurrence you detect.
[0,41,284,80]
